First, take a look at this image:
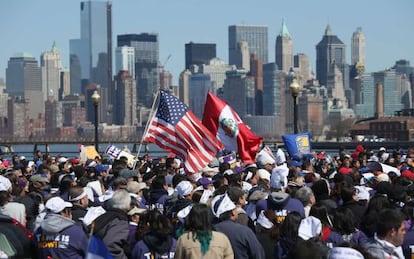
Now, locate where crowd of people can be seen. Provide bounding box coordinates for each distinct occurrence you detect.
[0,144,414,258]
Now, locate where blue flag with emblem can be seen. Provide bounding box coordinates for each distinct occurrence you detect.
[282,132,312,159]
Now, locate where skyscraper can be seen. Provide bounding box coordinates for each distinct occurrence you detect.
[6,53,41,98]
[294,53,310,84]
[275,19,293,73]
[235,41,250,71]
[113,71,137,126]
[249,54,263,115]
[356,69,404,117]
[117,33,159,108]
[185,42,216,69]
[223,70,255,117]
[198,58,236,94]
[316,25,347,87]
[70,1,112,94]
[228,25,268,68]
[41,41,62,102]
[189,74,212,119]
[115,46,135,78]
[6,53,42,119]
[351,27,366,66]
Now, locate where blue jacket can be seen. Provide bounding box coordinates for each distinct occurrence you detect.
[215,219,265,259]
[131,232,176,259]
[35,213,88,259]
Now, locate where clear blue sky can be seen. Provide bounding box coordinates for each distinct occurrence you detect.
[0,0,413,85]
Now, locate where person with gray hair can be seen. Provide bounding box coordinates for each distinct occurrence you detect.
[93,189,132,258]
[295,186,315,217]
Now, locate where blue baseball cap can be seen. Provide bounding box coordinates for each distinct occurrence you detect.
[289,160,303,167]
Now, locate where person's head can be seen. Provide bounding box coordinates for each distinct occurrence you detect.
[376,209,406,246]
[295,186,316,207]
[244,167,259,186]
[45,196,73,218]
[311,179,331,201]
[112,176,128,190]
[310,202,332,228]
[184,203,212,232]
[211,193,237,221]
[340,183,357,203]
[108,190,131,212]
[227,186,247,207]
[333,207,356,235]
[289,239,321,259]
[176,180,194,199]
[365,194,393,215]
[151,175,167,190]
[69,186,89,208]
[146,209,173,237]
[280,211,302,238]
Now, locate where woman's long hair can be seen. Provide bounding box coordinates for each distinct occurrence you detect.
[182,203,212,255]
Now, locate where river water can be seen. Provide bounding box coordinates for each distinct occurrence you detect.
[7,143,168,161]
[5,142,343,162]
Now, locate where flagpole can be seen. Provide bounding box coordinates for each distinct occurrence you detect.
[133,90,161,169]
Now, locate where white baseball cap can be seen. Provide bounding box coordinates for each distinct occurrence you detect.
[46,196,73,213]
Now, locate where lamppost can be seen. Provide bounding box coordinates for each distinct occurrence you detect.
[290,78,300,134]
[91,90,101,152]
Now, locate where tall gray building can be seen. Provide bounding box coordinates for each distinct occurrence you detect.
[6,53,41,98]
[223,69,255,117]
[113,71,137,126]
[70,1,112,94]
[351,27,366,66]
[316,25,347,88]
[262,63,286,133]
[6,53,43,119]
[228,25,268,68]
[188,73,212,119]
[69,1,112,124]
[356,70,404,117]
[185,42,216,69]
[117,33,160,108]
[41,41,62,102]
[275,19,293,73]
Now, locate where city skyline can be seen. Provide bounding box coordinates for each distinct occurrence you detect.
[0,0,413,85]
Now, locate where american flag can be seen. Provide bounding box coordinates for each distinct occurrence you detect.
[144,90,224,173]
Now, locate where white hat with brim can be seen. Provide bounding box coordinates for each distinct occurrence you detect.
[45,197,73,213]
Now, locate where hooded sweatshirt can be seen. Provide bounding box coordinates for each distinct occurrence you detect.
[131,232,176,259]
[35,213,88,259]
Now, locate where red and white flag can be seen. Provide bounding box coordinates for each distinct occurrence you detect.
[202,92,262,164]
[143,90,223,173]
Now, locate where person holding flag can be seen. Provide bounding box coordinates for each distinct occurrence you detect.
[202,92,262,164]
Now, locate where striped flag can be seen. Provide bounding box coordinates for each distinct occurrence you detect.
[143,90,224,173]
